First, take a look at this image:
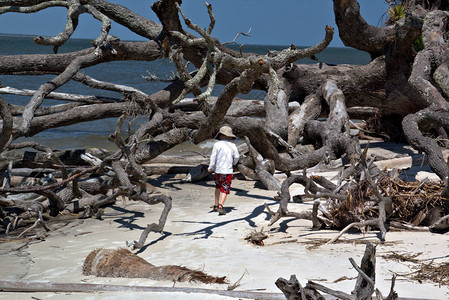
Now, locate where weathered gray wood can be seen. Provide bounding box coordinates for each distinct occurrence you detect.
[179,164,210,183]
[148,155,209,165]
[352,243,376,300]
[306,281,353,300]
[287,94,321,146]
[142,164,199,175]
[0,280,285,299]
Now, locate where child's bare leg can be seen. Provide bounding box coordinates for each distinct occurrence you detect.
[219,192,228,206]
[214,188,220,206]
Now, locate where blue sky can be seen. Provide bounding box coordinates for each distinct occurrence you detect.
[0,0,389,47]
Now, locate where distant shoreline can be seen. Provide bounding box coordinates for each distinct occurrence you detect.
[0,32,352,50]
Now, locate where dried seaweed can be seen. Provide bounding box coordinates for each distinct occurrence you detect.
[411,261,449,287]
[300,238,399,250]
[382,251,449,286]
[381,251,422,263]
[329,177,448,228]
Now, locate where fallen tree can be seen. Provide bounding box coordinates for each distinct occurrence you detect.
[1,0,449,249]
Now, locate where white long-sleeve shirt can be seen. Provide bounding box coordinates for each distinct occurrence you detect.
[208,140,240,174]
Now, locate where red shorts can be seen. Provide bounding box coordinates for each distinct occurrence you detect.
[214,173,233,194]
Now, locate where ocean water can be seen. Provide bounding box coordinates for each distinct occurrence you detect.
[0,34,371,152]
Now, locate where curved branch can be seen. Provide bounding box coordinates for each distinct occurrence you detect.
[0,1,50,6]
[72,72,147,96]
[79,0,162,39]
[409,50,448,108]
[403,10,449,180]
[18,37,119,136]
[333,0,408,57]
[127,194,172,249]
[33,2,86,49]
[0,1,67,14]
[84,4,111,47]
[408,10,449,109]
[402,108,449,180]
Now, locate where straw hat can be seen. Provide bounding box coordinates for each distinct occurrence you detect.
[215,125,236,139]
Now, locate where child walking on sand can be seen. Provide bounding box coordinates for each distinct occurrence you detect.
[208,126,240,215]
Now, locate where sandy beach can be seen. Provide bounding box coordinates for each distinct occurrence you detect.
[1,143,449,299]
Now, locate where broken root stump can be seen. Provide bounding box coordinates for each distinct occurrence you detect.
[244,228,268,246]
[276,243,398,300]
[83,248,227,284]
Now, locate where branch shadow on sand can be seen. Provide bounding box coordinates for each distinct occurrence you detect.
[109,206,146,231]
[172,202,278,239]
[134,231,172,254]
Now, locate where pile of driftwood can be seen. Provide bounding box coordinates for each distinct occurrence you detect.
[266,145,449,243]
[0,133,172,250]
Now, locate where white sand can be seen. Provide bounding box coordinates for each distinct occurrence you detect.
[1,144,449,299]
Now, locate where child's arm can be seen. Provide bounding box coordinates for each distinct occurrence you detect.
[232,144,240,166]
[208,144,217,172]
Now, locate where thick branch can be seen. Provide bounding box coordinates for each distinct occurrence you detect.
[402,108,449,180]
[334,0,393,54]
[79,0,162,39]
[0,86,122,104]
[288,94,321,146]
[33,3,85,49]
[0,1,67,14]
[0,40,163,75]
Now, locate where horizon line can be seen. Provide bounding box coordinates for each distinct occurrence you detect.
[0,32,352,50]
